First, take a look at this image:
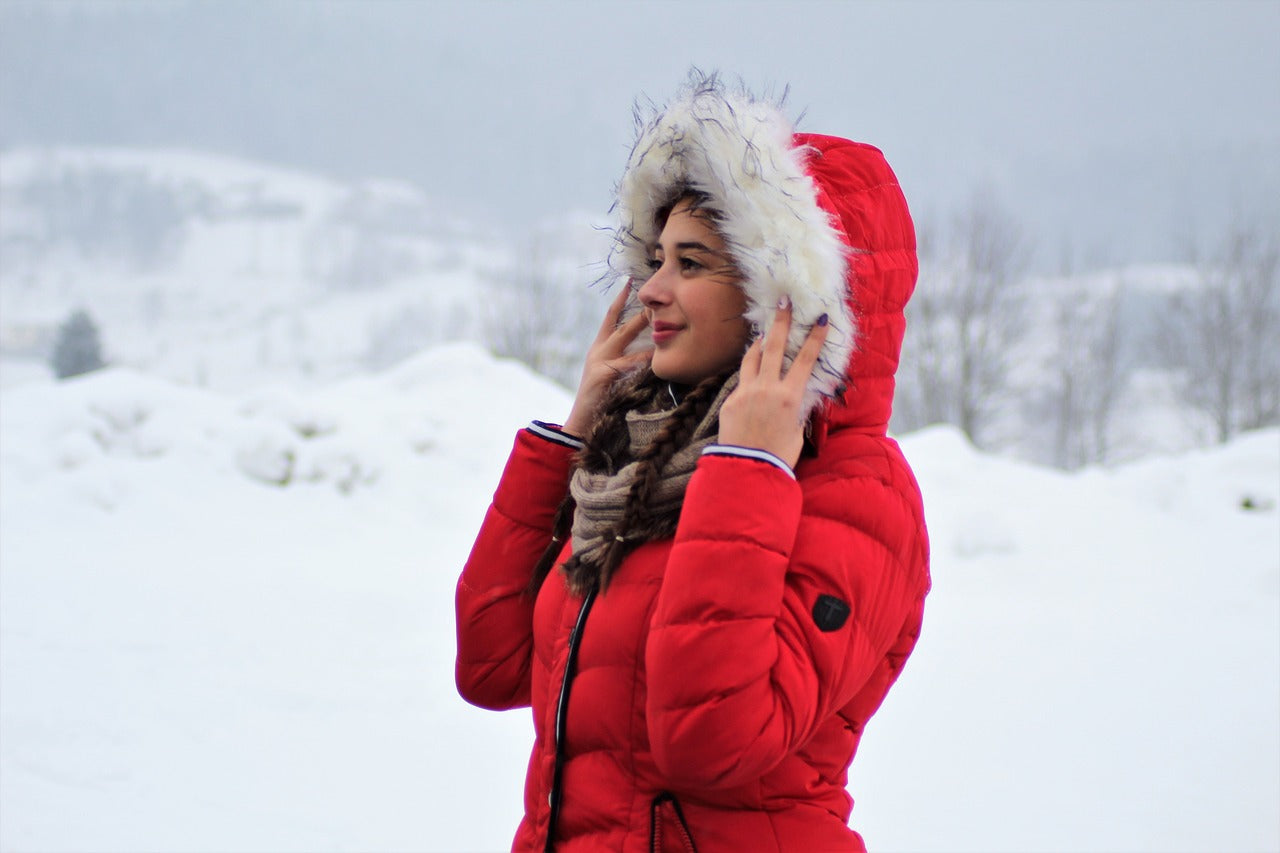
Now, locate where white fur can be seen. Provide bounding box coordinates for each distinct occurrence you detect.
[609,78,854,417]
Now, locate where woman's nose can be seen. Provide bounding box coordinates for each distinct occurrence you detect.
[636,263,672,308]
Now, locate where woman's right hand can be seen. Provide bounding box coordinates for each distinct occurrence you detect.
[562,283,652,438]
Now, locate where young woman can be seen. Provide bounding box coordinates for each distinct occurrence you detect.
[455,75,930,852]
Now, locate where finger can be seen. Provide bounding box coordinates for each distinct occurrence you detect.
[609,302,651,349]
[785,313,830,390]
[610,348,654,371]
[596,282,635,343]
[760,296,792,378]
[739,337,763,381]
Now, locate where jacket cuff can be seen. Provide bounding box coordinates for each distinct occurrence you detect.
[526,420,585,450]
[701,444,795,479]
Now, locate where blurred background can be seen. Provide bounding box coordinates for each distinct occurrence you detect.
[1,2,1277,851]
[3,0,1278,462]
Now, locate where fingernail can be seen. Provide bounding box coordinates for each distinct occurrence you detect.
[816,313,829,327]
[777,295,791,310]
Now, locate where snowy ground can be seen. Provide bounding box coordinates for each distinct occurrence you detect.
[1,345,1277,852]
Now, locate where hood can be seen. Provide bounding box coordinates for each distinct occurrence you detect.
[608,74,917,435]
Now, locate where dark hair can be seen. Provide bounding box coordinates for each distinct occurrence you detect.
[654,188,718,229]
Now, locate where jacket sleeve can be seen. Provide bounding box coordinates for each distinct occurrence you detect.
[455,427,576,711]
[645,452,926,789]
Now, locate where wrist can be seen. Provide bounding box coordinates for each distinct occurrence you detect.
[561,410,589,439]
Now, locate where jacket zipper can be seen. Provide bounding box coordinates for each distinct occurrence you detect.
[649,792,698,853]
[544,584,598,853]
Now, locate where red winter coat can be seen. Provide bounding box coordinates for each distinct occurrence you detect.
[457,85,929,852]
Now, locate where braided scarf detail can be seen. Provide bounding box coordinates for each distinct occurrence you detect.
[568,374,738,565]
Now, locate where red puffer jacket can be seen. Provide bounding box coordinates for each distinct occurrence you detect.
[457,84,929,852]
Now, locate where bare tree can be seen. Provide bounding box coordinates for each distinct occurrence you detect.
[482,241,603,387]
[896,190,1030,446]
[896,217,957,427]
[1043,280,1127,468]
[1158,224,1280,443]
[1081,286,1126,464]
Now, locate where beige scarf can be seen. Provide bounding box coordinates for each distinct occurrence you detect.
[569,374,738,564]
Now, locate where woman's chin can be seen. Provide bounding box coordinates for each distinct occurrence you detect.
[651,359,695,386]
[653,356,739,387]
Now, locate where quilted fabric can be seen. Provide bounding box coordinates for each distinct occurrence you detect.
[456,128,929,852]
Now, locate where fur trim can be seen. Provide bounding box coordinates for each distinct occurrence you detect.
[608,72,854,417]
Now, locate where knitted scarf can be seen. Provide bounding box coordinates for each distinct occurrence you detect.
[568,373,738,566]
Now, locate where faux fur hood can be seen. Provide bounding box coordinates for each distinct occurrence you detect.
[608,73,918,433]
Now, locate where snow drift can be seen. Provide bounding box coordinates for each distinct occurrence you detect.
[1,345,1276,852]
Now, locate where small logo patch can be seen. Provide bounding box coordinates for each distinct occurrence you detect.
[812,594,850,632]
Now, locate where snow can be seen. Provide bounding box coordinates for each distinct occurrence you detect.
[1,345,1276,852]
[0,147,529,393]
[852,426,1280,851]
[0,146,621,399]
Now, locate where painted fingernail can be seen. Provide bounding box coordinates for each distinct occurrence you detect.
[816,313,829,327]
[777,295,791,310]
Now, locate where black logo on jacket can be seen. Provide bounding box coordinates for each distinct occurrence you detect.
[812,594,851,632]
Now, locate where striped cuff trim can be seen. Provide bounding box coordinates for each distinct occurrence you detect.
[527,421,585,450]
[701,445,795,479]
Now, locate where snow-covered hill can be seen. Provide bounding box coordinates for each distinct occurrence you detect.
[0,147,611,392]
[1,345,1276,852]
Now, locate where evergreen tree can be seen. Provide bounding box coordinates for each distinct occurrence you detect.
[51,309,106,379]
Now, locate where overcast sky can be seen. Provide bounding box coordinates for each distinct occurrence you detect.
[3,0,1278,266]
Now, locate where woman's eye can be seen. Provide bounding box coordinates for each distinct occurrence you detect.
[679,257,702,272]
[646,257,663,271]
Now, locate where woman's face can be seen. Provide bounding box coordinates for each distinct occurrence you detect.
[637,198,750,385]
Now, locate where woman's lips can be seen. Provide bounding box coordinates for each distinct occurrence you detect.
[651,322,683,345]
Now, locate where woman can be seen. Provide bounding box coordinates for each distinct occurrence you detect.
[456,74,929,852]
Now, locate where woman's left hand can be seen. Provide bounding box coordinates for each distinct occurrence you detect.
[718,298,829,469]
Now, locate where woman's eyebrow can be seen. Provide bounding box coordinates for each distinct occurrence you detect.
[654,241,713,253]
